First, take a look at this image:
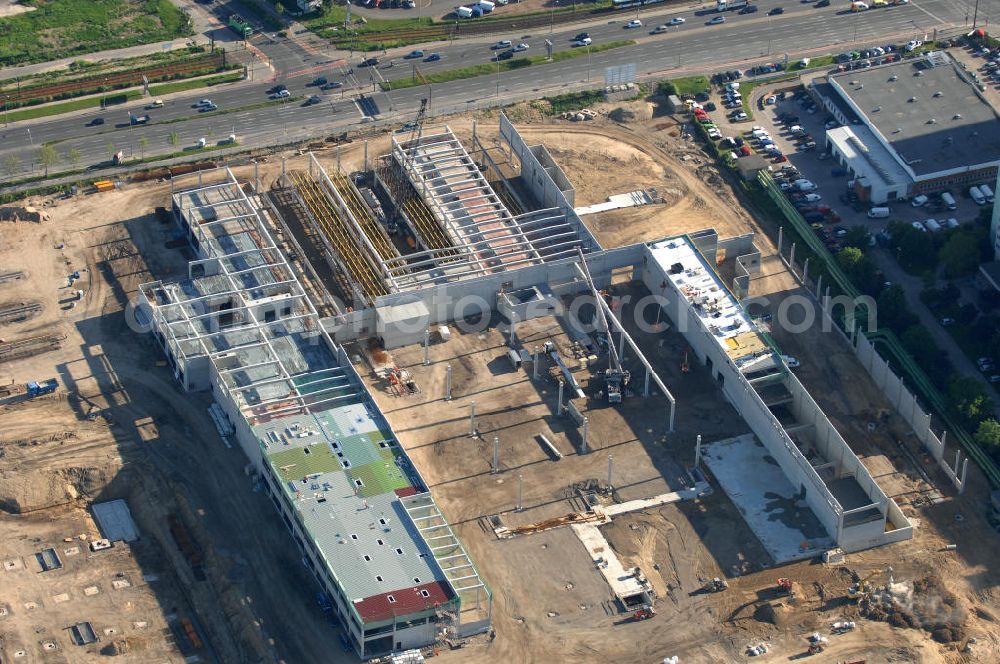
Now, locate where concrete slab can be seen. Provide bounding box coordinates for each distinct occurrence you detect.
[702,434,833,564]
[572,522,649,603]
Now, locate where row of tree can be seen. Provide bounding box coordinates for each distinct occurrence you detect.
[2,131,188,179]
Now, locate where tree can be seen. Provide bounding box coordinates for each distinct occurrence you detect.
[106,142,116,160]
[138,136,148,159]
[889,222,937,274]
[939,231,981,278]
[876,284,915,333]
[948,375,994,427]
[901,324,938,359]
[168,131,180,148]
[836,246,880,295]
[974,419,1000,451]
[66,148,82,168]
[38,144,58,177]
[275,1,285,12]
[2,154,21,178]
[842,226,870,250]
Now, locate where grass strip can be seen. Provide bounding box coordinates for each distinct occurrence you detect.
[661,75,710,97]
[4,72,243,124]
[381,40,635,91]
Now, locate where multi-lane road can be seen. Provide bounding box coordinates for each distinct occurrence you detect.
[0,0,973,178]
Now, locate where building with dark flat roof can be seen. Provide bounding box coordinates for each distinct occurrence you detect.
[815,51,1000,203]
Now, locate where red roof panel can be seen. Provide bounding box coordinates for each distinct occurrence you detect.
[355,581,454,623]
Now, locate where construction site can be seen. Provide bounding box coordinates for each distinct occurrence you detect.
[1,98,1000,664]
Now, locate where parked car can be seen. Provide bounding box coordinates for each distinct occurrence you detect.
[493,40,513,49]
[572,37,592,46]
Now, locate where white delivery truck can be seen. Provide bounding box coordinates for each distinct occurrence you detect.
[940,191,957,210]
[980,183,995,203]
[867,207,890,218]
[716,0,750,10]
[970,185,987,205]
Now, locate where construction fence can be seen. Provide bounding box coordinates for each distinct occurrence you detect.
[758,170,1000,492]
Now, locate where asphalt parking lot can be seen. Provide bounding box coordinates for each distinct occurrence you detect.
[752,88,988,239]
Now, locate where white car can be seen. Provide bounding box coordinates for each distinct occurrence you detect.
[782,355,800,368]
[493,40,513,49]
[707,15,725,24]
[668,17,685,25]
[625,19,642,29]
[765,95,777,105]
[731,112,748,121]
[195,98,212,107]
[911,220,927,232]
[802,193,822,202]
[572,37,592,47]
[514,42,529,52]
[271,89,291,99]
[651,25,668,34]
[905,39,922,52]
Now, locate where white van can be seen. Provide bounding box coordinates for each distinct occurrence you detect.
[924,218,942,232]
[970,186,987,205]
[867,207,890,218]
[940,192,957,210]
[980,183,995,203]
[946,218,960,229]
[911,194,928,207]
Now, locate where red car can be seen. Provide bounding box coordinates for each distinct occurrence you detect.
[740,145,752,156]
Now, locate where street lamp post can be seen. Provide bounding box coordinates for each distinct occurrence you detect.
[586,43,592,82]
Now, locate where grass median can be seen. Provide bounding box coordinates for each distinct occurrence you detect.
[4,72,243,124]
[381,40,635,91]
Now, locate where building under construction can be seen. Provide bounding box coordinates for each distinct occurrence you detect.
[137,113,914,657]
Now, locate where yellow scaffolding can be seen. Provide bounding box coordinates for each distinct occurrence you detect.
[377,162,456,255]
[328,170,397,262]
[401,198,456,254]
[290,171,388,301]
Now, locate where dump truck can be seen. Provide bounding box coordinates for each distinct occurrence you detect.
[27,379,58,397]
[0,378,57,399]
